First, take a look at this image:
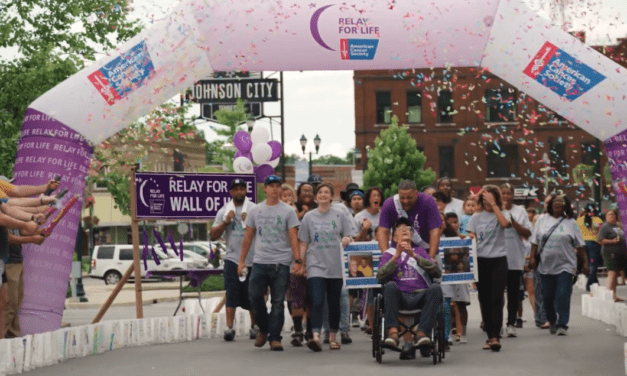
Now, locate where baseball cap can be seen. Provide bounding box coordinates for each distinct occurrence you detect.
[264,175,282,185]
[230,178,247,189]
[307,174,322,184]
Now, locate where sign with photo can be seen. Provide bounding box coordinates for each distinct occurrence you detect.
[437,237,478,285]
[342,241,381,289]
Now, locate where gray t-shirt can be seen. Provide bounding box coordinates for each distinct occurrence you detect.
[597,222,626,255]
[503,205,533,270]
[466,211,507,258]
[298,207,355,279]
[213,204,255,267]
[531,216,584,275]
[245,201,300,266]
[354,209,380,242]
[333,202,359,234]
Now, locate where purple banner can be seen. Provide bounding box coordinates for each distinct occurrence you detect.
[604,130,627,221]
[135,172,256,219]
[16,108,92,335]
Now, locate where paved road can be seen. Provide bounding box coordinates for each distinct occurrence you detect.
[34,287,625,375]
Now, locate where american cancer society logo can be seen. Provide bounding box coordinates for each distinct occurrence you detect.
[310,4,379,60]
[88,41,156,105]
[523,41,605,102]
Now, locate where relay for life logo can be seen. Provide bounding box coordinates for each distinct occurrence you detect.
[523,41,606,101]
[88,40,156,105]
[310,4,380,60]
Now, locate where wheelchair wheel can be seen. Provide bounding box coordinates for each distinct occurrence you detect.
[431,327,438,365]
[372,295,380,358]
[438,305,446,361]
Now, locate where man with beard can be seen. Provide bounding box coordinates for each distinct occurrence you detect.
[211,178,257,341]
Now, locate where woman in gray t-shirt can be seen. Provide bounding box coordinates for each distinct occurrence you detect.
[298,182,353,351]
[597,209,626,302]
[529,194,587,335]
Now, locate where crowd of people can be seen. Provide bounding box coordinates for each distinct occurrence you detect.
[0,177,60,340]
[212,172,607,356]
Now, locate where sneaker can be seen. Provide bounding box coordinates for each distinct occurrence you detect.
[254,332,268,347]
[506,325,517,338]
[352,313,360,328]
[399,342,416,360]
[341,333,352,344]
[515,318,523,328]
[384,334,399,348]
[270,341,283,351]
[415,332,431,348]
[249,325,259,340]
[556,328,567,336]
[549,323,557,335]
[459,334,468,344]
[291,332,304,347]
[448,332,455,345]
[223,327,235,342]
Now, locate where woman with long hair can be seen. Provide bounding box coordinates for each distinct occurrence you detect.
[466,185,510,351]
[529,194,588,335]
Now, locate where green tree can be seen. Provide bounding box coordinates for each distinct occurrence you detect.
[208,100,250,171]
[88,103,203,216]
[363,115,435,197]
[0,0,142,177]
[572,163,595,199]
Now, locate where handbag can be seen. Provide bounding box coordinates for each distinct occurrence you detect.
[534,217,565,265]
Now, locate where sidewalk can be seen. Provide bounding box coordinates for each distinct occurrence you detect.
[65,279,224,309]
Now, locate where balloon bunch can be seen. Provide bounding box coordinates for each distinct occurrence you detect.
[232,126,281,182]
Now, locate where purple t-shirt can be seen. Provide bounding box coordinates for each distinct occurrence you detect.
[379,246,431,292]
[379,192,443,248]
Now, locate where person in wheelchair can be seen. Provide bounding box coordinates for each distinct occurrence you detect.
[377,217,443,357]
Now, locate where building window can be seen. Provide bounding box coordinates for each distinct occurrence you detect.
[439,145,455,178]
[406,91,422,123]
[485,88,517,122]
[550,140,567,177]
[487,144,519,178]
[437,89,454,123]
[581,142,597,165]
[376,91,391,124]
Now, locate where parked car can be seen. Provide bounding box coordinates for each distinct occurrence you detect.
[89,245,197,285]
[163,247,211,269]
[185,241,225,268]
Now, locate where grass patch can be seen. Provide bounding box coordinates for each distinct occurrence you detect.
[182,275,224,292]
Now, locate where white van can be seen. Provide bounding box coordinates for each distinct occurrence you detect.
[89,244,197,285]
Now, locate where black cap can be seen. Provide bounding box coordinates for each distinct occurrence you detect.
[307,174,322,184]
[340,182,361,201]
[264,175,282,185]
[230,178,247,189]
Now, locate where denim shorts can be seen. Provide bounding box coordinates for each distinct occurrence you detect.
[223,260,251,309]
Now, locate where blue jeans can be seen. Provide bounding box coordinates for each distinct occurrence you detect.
[308,277,343,334]
[585,241,602,290]
[322,286,350,334]
[534,270,548,327]
[249,263,290,342]
[540,272,573,330]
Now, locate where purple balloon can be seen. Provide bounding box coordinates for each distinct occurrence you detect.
[254,164,274,182]
[233,131,252,152]
[235,150,252,160]
[268,141,282,161]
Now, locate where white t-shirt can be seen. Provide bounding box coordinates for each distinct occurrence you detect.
[354,209,381,242]
[466,211,507,258]
[530,216,585,275]
[444,198,464,218]
[503,205,533,270]
[213,204,256,266]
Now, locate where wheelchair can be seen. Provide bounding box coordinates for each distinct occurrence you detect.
[371,289,446,365]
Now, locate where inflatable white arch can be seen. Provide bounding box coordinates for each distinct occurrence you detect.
[16,0,627,334]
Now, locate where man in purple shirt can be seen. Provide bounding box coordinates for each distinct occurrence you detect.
[377,180,442,259]
[377,218,443,355]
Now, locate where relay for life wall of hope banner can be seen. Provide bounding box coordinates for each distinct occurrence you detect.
[134,173,256,219]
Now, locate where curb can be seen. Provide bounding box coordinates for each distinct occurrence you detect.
[64,291,225,310]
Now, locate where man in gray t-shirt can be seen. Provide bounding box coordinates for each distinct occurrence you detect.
[238,175,301,351]
[210,178,257,341]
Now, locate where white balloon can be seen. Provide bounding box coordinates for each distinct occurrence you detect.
[268,158,280,168]
[250,126,270,145]
[233,157,253,174]
[251,143,273,165]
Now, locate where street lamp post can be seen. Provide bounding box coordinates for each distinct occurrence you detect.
[300,134,321,177]
[246,118,255,133]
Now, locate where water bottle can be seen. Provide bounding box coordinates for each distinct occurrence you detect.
[239,267,248,282]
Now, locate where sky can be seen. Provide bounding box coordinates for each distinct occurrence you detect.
[6,0,627,158]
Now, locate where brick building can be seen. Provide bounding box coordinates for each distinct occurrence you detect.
[353,37,626,206]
